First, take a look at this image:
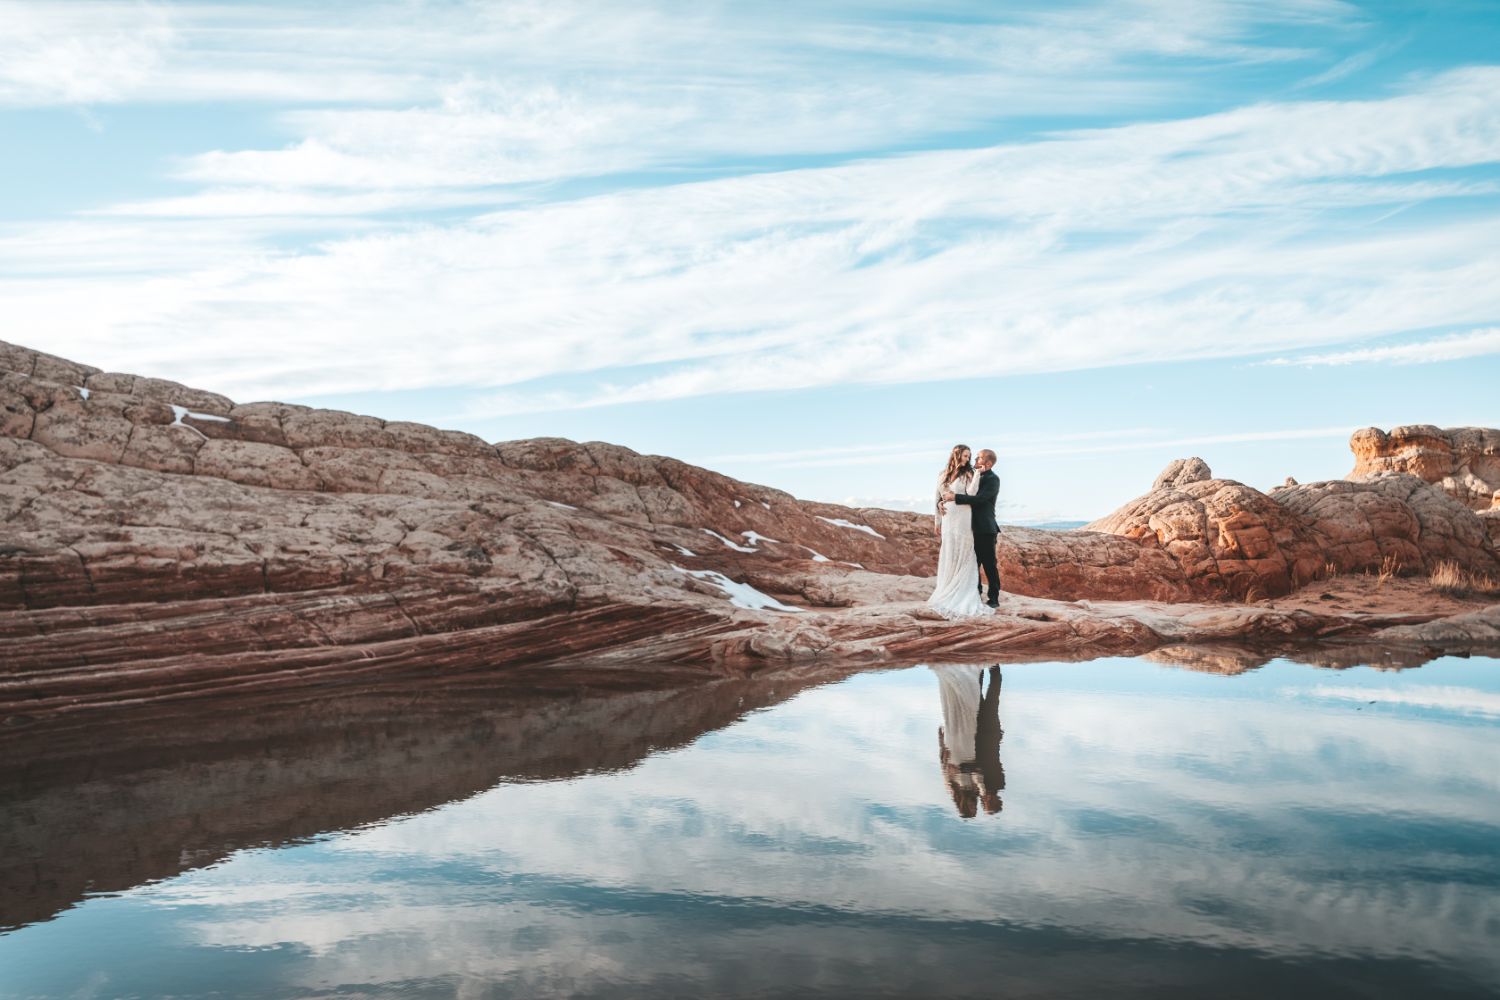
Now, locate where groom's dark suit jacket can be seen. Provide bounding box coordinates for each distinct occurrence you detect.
[953,469,1000,535]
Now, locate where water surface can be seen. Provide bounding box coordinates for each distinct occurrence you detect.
[2,654,1498,998]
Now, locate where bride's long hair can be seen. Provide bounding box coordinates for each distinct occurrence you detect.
[939,444,973,490]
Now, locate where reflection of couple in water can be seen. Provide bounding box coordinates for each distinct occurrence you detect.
[931,665,1005,818]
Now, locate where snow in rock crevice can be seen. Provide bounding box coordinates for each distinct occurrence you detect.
[703,528,757,552]
[815,515,884,539]
[674,566,802,613]
[741,530,782,546]
[181,405,228,423]
[169,406,205,439]
[546,501,578,511]
[167,405,231,440]
[800,546,831,563]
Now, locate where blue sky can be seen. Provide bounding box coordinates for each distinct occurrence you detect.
[2,1,1497,520]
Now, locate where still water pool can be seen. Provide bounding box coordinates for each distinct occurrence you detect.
[2,653,1498,998]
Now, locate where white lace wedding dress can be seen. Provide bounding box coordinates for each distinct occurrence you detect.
[927,473,992,619]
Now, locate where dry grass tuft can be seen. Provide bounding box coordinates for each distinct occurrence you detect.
[1430,560,1500,599]
[1374,553,1403,588]
[1430,560,1466,592]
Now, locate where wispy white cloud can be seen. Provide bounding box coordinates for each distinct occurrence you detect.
[92,186,520,219]
[1291,39,1401,90]
[0,1,175,106]
[0,0,1372,233]
[0,1,1340,115]
[53,0,1346,220]
[1260,327,1500,367]
[3,5,1497,410]
[710,427,1356,470]
[1301,684,1500,719]
[12,65,1500,400]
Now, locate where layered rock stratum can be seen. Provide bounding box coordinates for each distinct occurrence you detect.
[1350,425,1500,511]
[2,339,1498,717]
[1349,424,1500,548]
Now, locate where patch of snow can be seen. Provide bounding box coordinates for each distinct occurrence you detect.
[801,546,830,563]
[844,562,865,570]
[546,501,578,510]
[703,528,757,552]
[815,515,884,539]
[741,530,782,546]
[75,385,90,400]
[733,499,741,508]
[673,544,697,557]
[761,501,771,510]
[674,566,803,613]
[168,405,208,440]
[169,404,229,439]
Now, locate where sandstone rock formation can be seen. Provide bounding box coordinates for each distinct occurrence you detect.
[1348,424,1500,552]
[1088,458,1500,600]
[2,339,1498,717]
[0,346,931,617]
[1350,425,1500,511]
[1152,456,1213,490]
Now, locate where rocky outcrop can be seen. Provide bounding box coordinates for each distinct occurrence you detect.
[3,339,1498,716]
[1274,474,1498,577]
[0,346,932,619]
[1087,459,1500,601]
[1088,472,1324,600]
[1152,456,1213,490]
[1350,425,1500,511]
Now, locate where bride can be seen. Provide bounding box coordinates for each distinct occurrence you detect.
[928,444,992,619]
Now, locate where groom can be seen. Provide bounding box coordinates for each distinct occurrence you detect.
[942,448,1001,607]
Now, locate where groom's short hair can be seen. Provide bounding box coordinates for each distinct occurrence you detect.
[977,449,997,465]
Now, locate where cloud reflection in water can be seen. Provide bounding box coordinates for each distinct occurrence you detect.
[4,656,1498,998]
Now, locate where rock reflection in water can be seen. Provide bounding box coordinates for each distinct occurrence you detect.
[931,665,1005,817]
[0,662,843,933]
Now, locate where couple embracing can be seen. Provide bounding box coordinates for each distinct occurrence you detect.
[928,445,1001,619]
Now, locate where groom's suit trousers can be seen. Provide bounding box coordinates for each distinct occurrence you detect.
[973,531,1000,602]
